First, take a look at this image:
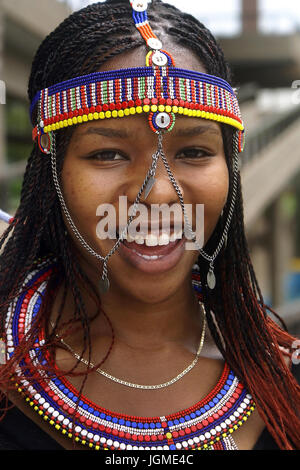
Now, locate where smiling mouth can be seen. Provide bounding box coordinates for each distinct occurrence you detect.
[121,236,184,259]
[115,228,187,273]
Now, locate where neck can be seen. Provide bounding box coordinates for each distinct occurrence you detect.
[97,281,202,350]
[52,256,202,354]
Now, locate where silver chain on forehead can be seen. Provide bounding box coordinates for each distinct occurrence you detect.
[50,128,239,293]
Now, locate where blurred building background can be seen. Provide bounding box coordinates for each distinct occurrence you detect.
[0,0,299,333]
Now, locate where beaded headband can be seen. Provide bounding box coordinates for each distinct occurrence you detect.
[28,0,243,293]
[31,0,245,154]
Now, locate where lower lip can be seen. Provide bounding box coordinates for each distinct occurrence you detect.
[117,237,187,274]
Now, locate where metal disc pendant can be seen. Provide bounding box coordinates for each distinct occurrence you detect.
[207,269,216,290]
[152,51,168,66]
[147,37,163,50]
[132,0,148,12]
[144,176,156,199]
[155,112,171,129]
[99,276,110,294]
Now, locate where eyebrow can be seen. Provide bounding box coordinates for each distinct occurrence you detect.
[77,123,221,140]
[78,127,129,139]
[172,124,221,138]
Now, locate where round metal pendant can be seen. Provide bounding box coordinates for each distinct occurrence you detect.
[152,51,168,66]
[155,112,171,129]
[131,0,148,12]
[99,276,110,294]
[149,111,175,134]
[147,38,163,50]
[207,270,216,290]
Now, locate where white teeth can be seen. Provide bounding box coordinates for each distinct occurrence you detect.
[121,230,183,245]
[145,233,159,246]
[159,233,170,246]
[135,235,145,245]
[175,229,183,240]
[142,255,159,260]
[133,250,161,260]
[126,233,135,243]
[169,232,176,242]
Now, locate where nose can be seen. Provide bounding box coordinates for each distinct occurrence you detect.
[126,153,184,207]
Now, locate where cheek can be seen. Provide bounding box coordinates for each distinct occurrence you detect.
[187,161,229,239]
[204,168,229,210]
[61,163,117,225]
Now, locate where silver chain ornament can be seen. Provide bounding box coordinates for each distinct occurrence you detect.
[50,131,171,293]
[198,131,240,289]
[50,129,239,293]
[149,131,240,290]
[52,303,206,390]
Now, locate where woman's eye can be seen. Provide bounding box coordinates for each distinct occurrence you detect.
[176,148,211,159]
[86,150,126,161]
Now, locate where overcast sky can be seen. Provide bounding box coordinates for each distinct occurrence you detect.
[60,0,300,35]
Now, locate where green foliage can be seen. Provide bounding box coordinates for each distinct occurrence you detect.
[6,96,32,163]
[8,176,23,211]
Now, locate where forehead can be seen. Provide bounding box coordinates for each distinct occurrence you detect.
[70,40,222,140]
[99,39,207,74]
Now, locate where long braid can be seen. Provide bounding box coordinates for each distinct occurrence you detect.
[199,123,300,448]
[1,0,299,449]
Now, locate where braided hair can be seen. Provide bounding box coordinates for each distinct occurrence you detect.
[0,0,299,449]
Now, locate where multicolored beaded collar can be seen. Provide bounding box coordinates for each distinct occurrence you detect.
[31,0,245,155]
[5,258,256,450]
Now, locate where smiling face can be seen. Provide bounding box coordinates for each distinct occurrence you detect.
[60,46,229,303]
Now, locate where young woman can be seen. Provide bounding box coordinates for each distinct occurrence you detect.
[0,0,299,451]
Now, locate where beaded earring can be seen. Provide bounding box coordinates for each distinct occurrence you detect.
[30,0,245,293]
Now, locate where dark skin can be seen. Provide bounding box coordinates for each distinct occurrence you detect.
[7,43,270,450]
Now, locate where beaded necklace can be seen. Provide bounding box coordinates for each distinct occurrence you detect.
[5,258,256,450]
